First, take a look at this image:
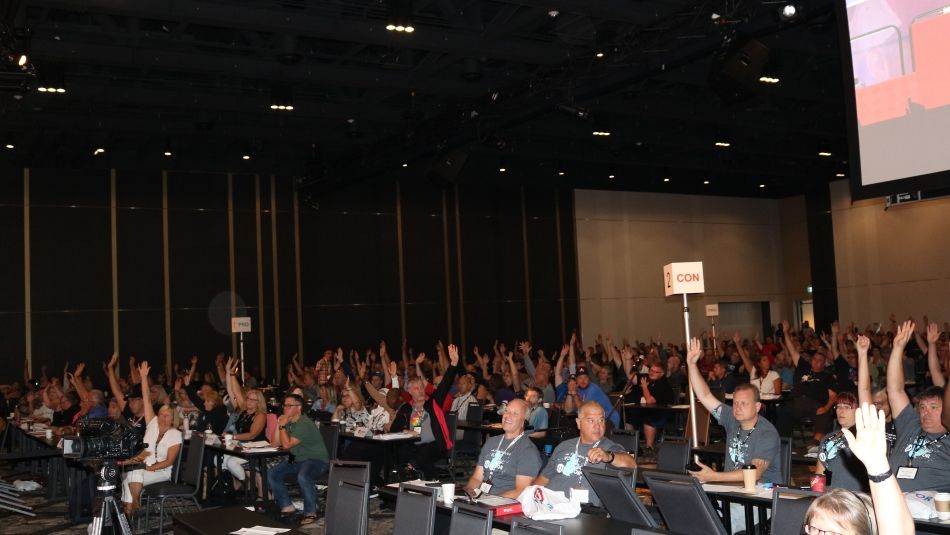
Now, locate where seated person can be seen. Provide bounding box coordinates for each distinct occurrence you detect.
[390,344,460,479]
[815,391,867,491]
[532,401,635,506]
[627,361,675,456]
[465,399,541,498]
[120,362,182,515]
[560,367,620,428]
[685,338,780,534]
[266,393,329,527]
[886,321,949,492]
[777,320,838,445]
[524,387,548,439]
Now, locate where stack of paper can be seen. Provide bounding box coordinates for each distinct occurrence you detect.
[229,526,291,535]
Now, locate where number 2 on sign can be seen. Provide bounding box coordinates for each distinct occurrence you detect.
[666,271,671,288]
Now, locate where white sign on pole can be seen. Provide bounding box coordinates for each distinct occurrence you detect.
[231,317,252,333]
[663,262,706,296]
[705,304,719,317]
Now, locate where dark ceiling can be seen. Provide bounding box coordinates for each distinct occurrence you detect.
[0,0,850,198]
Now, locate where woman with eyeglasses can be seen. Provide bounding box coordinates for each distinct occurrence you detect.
[801,403,913,535]
[815,391,867,491]
[222,356,267,489]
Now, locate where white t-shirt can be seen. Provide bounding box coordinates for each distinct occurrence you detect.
[142,417,183,475]
[750,369,781,396]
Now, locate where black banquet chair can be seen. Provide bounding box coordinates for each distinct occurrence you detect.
[449,501,494,535]
[393,483,437,535]
[325,460,370,535]
[509,517,564,535]
[770,487,821,535]
[642,469,728,535]
[142,432,206,535]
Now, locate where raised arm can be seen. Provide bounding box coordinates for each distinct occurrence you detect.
[685,337,721,413]
[104,353,128,413]
[886,320,914,417]
[926,323,944,388]
[781,320,801,368]
[855,335,873,407]
[139,362,156,424]
[226,357,246,410]
[554,344,569,387]
[842,403,914,535]
[734,331,755,376]
[507,352,521,393]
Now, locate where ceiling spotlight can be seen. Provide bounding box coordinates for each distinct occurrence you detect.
[387,0,415,33]
[499,167,507,173]
[270,84,294,111]
[780,4,798,20]
[548,10,559,17]
[18,54,27,67]
[595,52,605,58]
[558,171,565,176]
[386,24,396,30]
[715,141,731,147]
[663,177,670,182]
[592,130,611,136]
[402,163,408,168]
[818,151,832,157]
[608,174,615,179]
[164,150,173,157]
[93,147,106,156]
[836,173,845,177]
[703,180,710,185]
[242,154,251,160]
[759,76,780,84]
[759,184,765,188]
[4,135,14,150]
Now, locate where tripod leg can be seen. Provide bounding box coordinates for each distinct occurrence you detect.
[105,496,133,535]
[89,496,106,535]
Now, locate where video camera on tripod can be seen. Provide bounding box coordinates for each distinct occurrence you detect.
[62,417,145,461]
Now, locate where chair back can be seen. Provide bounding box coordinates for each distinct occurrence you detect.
[770,487,820,535]
[319,422,340,461]
[509,517,564,535]
[393,483,437,535]
[459,403,483,449]
[582,466,656,526]
[642,470,727,535]
[169,438,185,483]
[778,437,792,485]
[656,439,690,474]
[181,433,206,487]
[445,411,458,462]
[449,502,493,535]
[607,429,639,454]
[326,460,371,535]
[265,413,279,442]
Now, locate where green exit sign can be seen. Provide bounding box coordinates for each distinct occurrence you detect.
[806,286,813,294]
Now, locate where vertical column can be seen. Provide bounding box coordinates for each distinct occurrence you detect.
[270,175,282,373]
[521,186,533,341]
[395,181,407,342]
[227,174,238,360]
[255,176,267,379]
[453,184,466,351]
[162,171,173,374]
[111,169,120,354]
[441,189,453,342]
[23,169,31,377]
[554,189,567,340]
[293,186,304,359]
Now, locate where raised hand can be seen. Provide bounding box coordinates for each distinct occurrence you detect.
[74,362,86,377]
[138,361,150,380]
[448,344,459,366]
[174,377,182,391]
[415,352,427,365]
[856,334,871,353]
[560,344,570,358]
[379,340,388,357]
[893,320,915,349]
[732,331,741,346]
[518,341,532,355]
[190,355,198,366]
[842,403,890,474]
[108,352,118,369]
[686,337,702,365]
[388,360,397,377]
[927,322,940,344]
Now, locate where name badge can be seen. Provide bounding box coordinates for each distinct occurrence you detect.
[353,427,368,438]
[896,466,918,480]
[570,488,589,504]
[479,482,493,495]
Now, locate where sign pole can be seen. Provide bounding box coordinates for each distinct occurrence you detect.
[231,316,252,386]
[239,332,246,386]
[682,293,699,448]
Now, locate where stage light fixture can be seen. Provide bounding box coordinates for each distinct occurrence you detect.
[270,84,294,111]
[715,141,731,147]
[402,163,408,168]
[387,0,415,33]
[663,177,670,182]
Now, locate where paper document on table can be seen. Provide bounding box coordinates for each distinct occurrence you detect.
[229,526,291,535]
[374,432,412,440]
[242,447,279,453]
[670,404,691,409]
[241,441,271,448]
[385,479,438,489]
[477,494,519,507]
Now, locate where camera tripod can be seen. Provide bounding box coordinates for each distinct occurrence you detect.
[88,461,132,535]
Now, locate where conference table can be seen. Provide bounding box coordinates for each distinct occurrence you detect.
[203,440,290,500]
[173,505,309,535]
[378,485,687,535]
[338,430,419,483]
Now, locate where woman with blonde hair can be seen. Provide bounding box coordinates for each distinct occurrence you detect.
[223,357,267,489]
[120,362,182,515]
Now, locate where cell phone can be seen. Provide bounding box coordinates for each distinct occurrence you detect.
[686,462,702,472]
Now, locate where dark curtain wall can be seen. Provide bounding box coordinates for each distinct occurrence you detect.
[0,168,579,385]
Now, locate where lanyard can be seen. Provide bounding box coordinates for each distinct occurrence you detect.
[907,432,949,467]
[569,439,602,482]
[730,422,757,464]
[486,433,525,480]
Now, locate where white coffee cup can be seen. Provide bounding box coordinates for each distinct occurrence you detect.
[441,483,456,504]
[45,429,53,440]
[542,403,550,409]
[741,464,757,491]
[223,433,234,447]
[935,492,950,520]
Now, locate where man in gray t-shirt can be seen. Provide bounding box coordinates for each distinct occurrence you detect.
[465,399,542,498]
[533,401,636,505]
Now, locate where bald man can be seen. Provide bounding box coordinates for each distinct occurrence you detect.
[465,398,542,498]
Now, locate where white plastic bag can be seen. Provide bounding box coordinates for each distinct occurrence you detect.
[905,490,937,519]
[517,485,581,520]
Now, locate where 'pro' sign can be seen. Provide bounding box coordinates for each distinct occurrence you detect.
[663,262,705,296]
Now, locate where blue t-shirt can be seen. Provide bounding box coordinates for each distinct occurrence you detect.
[554,382,619,427]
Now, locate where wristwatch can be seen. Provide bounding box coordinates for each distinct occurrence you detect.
[278,425,287,430]
[867,468,892,483]
[606,452,616,464]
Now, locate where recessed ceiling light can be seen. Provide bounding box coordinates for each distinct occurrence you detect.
[592,131,611,136]
[759,184,765,188]
[608,174,615,179]
[402,163,408,168]
[703,180,710,185]
[836,173,845,177]
[595,52,605,58]
[818,151,832,157]
[499,167,506,173]
[557,171,565,176]
[663,178,670,182]
[715,141,730,147]
[5,143,14,150]
[93,147,105,156]
[164,150,173,157]
[758,76,780,84]
[242,154,251,160]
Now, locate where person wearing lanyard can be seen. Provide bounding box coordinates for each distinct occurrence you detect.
[886,320,950,492]
[532,400,635,506]
[465,399,541,498]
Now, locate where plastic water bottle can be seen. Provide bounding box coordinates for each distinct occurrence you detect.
[205,424,214,445]
[183,415,191,440]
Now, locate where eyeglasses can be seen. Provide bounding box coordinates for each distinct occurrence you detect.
[802,524,844,535]
[833,404,855,411]
[282,403,301,408]
[246,398,260,403]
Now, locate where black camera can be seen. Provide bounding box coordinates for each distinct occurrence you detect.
[63,418,145,461]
